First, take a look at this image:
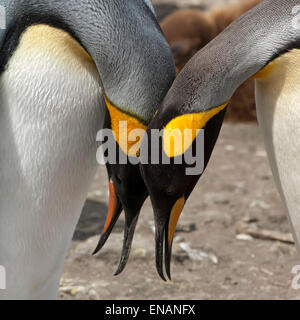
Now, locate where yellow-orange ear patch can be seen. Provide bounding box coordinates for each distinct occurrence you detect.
[253,49,300,80]
[163,102,228,158]
[105,97,147,157]
[252,61,276,79]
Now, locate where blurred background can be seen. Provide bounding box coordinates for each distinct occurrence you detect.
[60,0,299,300]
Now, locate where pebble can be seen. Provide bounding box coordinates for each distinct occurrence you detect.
[134,248,147,258]
[88,289,99,300]
[179,242,218,264]
[236,234,254,241]
[59,286,86,296]
[255,150,267,157]
[225,145,235,152]
[249,200,271,210]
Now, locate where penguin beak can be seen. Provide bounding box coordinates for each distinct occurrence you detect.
[114,207,140,276]
[93,171,148,275]
[152,197,185,281]
[140,102,229,281]
[93,179,123,255]
[94,96,149,275]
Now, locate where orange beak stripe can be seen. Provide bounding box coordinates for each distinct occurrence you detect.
[168,197,185,247]
[104,96,147,157]
[103,179,118,233]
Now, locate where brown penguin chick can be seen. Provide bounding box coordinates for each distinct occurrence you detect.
[160,0,263,122]
[211,0,263,33]
[160,9,217,72]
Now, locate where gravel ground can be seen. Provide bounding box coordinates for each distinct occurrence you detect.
[61,123,299,300]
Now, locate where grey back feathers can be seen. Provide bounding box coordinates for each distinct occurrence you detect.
[0,0,175,122]
[163,0,300,114]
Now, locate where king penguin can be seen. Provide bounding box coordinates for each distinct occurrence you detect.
[0,0,175,299]
[139,0,300,280]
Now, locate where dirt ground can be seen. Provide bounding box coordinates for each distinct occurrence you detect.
[61,123,300,300]
[60,0,300,300]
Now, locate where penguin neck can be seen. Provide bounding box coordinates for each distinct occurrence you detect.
[2,0,174,123]
[255,49,300,92]
[164,0,300,113]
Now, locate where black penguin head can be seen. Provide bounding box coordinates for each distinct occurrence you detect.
[140,98,228,280]
[93,106,149,275]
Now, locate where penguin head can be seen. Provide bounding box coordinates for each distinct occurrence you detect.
[140,90,228,280]
[94,159,148,275]
[91,2,176,275]
[92,98,155,276]
[160,9,217,72]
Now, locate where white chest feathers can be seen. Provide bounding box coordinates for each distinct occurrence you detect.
[255,49,300,250]
[0,25,104,299]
